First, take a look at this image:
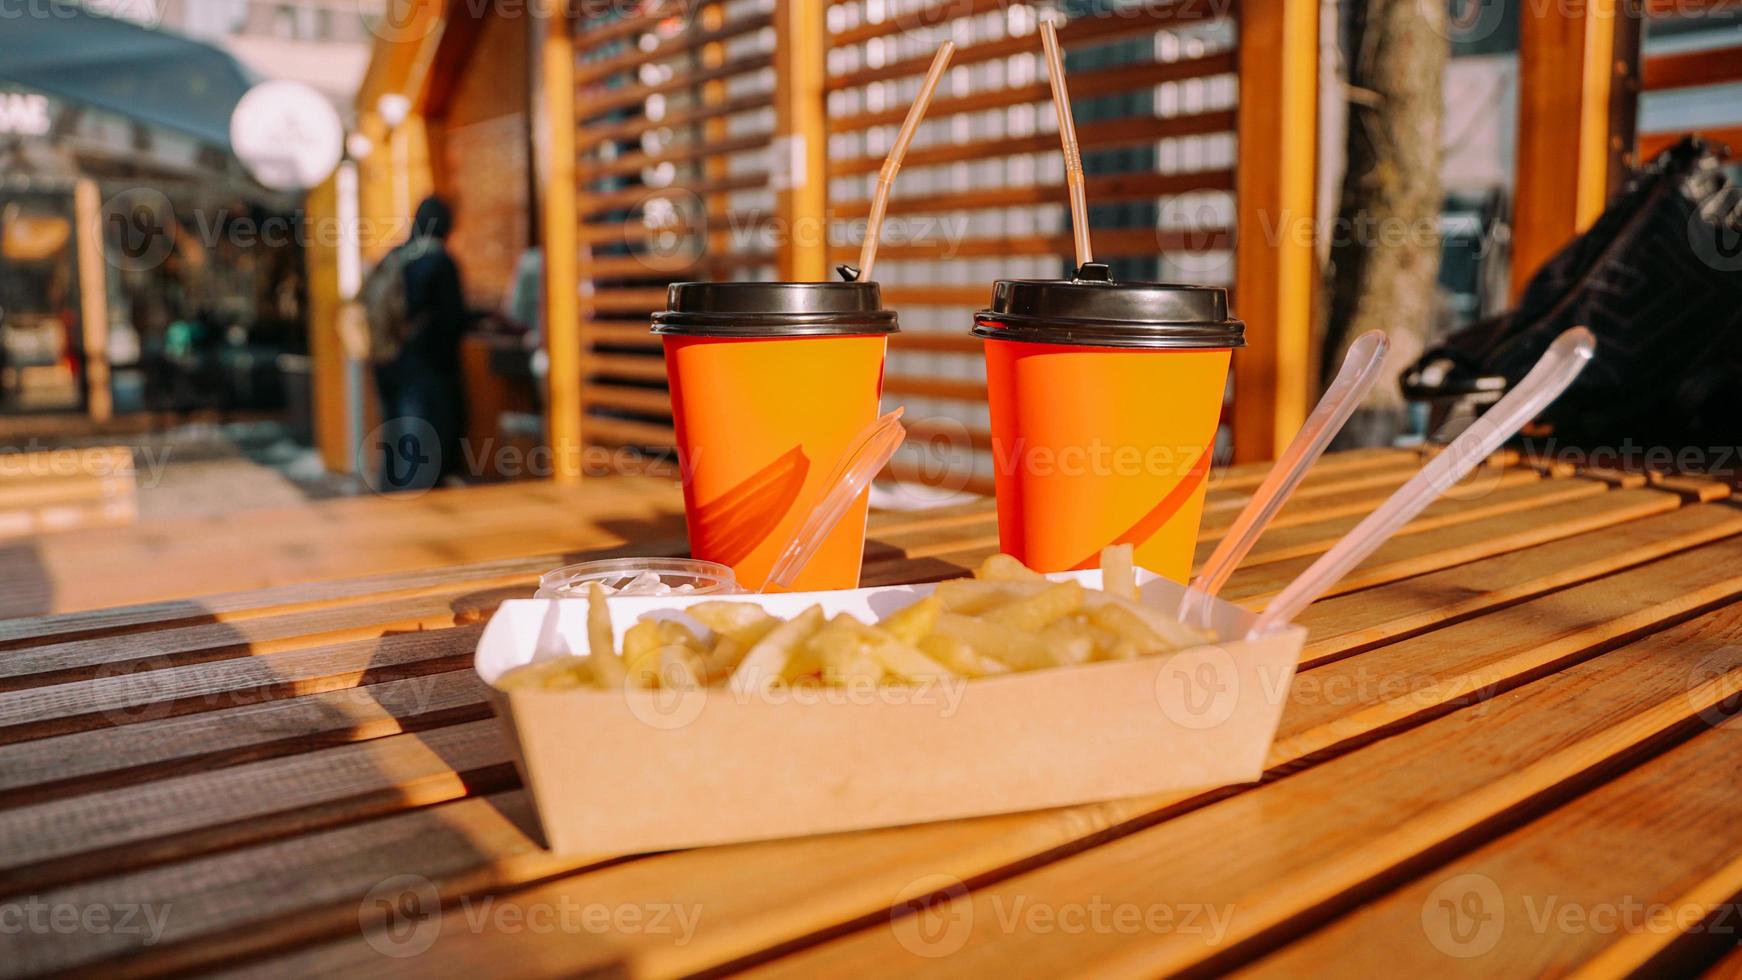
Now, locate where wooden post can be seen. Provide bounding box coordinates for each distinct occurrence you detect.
[306,172,352,472]
[1511,0,1636,297]
[772,0,829,281]
[72,179,111,423]
[539,0,584,481]
[1233,0,1318,462]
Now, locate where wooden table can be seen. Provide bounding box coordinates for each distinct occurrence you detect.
[0,475,686,619]
[4,448,1741,977]
[0,446,136,542]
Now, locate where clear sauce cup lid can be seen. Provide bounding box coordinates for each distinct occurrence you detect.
[536,558,740,598]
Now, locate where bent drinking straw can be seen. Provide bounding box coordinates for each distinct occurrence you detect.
[856,41,956,282]
[1249,326,1597,637]
[1039,19,1093,270]
[1178,329,1390,627]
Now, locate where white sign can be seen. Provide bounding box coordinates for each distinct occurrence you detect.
[82,0,161,25]
[229,80,344,192]
[0,93,52,137]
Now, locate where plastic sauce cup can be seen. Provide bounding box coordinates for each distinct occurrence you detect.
[973,271,1244,582]
[653,282,896,592]
[535,558,740,598]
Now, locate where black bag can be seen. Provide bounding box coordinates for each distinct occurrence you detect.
[1404,136,1742,449]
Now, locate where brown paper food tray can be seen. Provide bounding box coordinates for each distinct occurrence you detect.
[474,570,1304,854]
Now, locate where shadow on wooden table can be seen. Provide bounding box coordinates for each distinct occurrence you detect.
[323,514,706,858]
[0,504,712,971]
[407,519,700,849]
[0,539,55,619]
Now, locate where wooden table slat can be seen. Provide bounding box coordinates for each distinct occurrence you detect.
[1190,474,1604,571]
[0,626,484,744]
[0,670,492,808]
[1198,462,1537,534]
[1220,488,1682,606]
[0,720,515,895]
[1649,471,1734,503]
[1241,710,1742,977]
[1296,501,1742,664]
[0,588,514,694]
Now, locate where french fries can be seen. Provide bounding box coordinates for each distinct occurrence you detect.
[585,582,626,686]
[729,605,825,694]
[932,612,1056,671]
[975,553,1045,582]
[879,595,942,644]
[931,579,1050,615]
[918,633,1012,677]
[495,550,1214,693]
[1101,544,1137,600]
[984,580,1082,631]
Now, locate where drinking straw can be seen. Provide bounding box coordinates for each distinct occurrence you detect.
[855,42,956,283]
[1249,327,1597,636]
[1177,330,1390,627]
[1039,19,1093,270]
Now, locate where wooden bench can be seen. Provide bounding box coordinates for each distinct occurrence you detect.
[1,449,1739,976]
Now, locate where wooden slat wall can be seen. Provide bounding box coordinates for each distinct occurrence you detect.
[436,9,534,311]
[563,0,1309,475]
[571,0,781,453]
[825,1,1239,490]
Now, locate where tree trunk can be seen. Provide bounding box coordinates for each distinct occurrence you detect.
[1323,0,1448,447]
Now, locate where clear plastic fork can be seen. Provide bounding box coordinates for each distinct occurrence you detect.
[761,408,908,593]
[1176,329,1390,628]
[1249,326,1596,637]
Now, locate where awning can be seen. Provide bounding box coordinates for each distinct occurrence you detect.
[0,2,255,148]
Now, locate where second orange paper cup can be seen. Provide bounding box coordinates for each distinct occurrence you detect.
[974,272,1244,582]
[654,282,895,592]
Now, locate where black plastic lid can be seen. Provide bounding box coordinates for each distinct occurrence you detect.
[972,264,1243,349]
[652,282,899,338]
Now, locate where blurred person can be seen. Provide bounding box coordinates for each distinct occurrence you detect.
[504,245,547,415]
[505,245,543,343]
[360,195,469,492]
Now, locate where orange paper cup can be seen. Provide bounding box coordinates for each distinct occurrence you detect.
[655,282,896,592]
[974,274,1243,582]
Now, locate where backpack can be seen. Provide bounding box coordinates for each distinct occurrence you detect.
[1403,136,1742,449]
[359,239,432,364]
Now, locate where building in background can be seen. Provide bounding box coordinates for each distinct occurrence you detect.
[0,7,265,418]
[157,0,381,118]
[0,0,384,432]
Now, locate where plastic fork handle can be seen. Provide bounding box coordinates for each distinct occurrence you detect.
[1250,326,1596,637]
[1179,330,1390,625]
